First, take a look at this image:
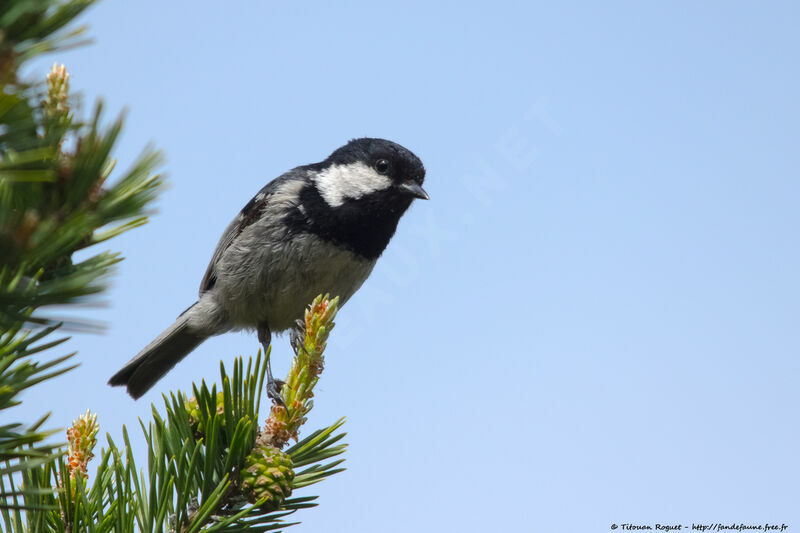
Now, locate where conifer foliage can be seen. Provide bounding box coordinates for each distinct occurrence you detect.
[1,2,348,530]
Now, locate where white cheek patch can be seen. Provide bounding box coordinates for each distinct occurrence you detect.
[315,162,392,207]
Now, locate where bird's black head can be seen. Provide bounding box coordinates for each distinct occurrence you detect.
[293,138,428,260]
[314,137,427,205]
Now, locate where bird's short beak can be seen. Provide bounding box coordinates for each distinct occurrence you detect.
[398,181,430,200]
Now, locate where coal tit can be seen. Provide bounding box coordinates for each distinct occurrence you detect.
[109,137,428,400]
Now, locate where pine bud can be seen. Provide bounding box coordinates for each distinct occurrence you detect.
[66,410,98,480]
[45,63,70,118]
[185,392,225,437]
[260,295,339,448]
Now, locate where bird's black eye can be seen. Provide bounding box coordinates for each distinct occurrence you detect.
[375,158,390,174]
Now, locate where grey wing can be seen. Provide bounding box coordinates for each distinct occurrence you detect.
[199,216,244,294]
[199,173,304,295]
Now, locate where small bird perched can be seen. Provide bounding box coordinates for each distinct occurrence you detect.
[109,138,428,400]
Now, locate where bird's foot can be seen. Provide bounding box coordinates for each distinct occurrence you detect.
[267,377,286,407]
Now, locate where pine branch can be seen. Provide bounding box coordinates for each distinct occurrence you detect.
[1,0,164,516]
[8,297,348,532]
[178,297,347,532]
[0,0,96,85]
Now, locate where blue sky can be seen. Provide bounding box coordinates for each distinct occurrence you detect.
[17,1,800,531]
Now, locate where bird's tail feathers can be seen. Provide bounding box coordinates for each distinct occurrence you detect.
[109,309,205,399]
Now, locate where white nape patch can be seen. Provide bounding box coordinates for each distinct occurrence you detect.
[314,161,392,207]
[269,179,305,209]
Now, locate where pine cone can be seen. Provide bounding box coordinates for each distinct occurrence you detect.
[241,445,294,511]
